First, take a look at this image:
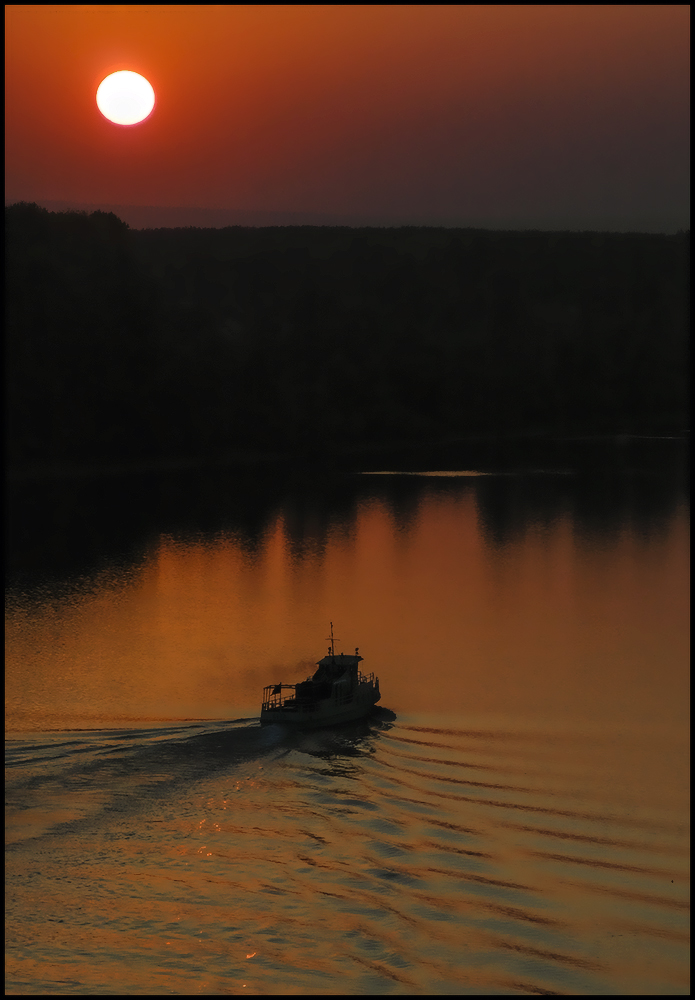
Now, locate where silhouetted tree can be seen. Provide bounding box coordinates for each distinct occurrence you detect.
[6,204,689,473]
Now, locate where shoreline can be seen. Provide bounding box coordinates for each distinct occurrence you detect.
[6,431,689,484]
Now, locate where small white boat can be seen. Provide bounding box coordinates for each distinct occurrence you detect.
[260,624,380,727]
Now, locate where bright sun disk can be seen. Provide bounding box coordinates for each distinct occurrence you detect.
[96,71,155,126]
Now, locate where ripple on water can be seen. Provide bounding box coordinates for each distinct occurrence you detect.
[5,716,690,995]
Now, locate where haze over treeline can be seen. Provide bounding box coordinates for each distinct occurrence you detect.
[6,203,689,474]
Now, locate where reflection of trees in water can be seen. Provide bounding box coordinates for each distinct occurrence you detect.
[6,466,282,584]
[364,477,428,542]
[280,479,361,563]
[473,440,686,549]
[7,437,686,586]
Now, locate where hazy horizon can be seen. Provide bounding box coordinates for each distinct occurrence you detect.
[5,198,689,234]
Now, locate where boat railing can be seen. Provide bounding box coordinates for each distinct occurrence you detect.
[358,671,378,686]
[263,672,378,713]
[262,683,296,711]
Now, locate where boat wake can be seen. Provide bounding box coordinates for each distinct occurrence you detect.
[6,715,689,995]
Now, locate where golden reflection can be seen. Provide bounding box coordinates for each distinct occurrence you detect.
[6,493,689,733]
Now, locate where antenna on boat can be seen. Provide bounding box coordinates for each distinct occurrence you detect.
[326,621,339,657]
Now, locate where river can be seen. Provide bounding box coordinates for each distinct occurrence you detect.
[6,438,689,994]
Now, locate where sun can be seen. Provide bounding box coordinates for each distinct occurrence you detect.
[96,71,155,126]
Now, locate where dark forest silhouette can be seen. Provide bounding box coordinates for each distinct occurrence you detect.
[6,202,689,474]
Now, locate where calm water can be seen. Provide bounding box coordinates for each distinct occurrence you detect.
[6,441,690,994]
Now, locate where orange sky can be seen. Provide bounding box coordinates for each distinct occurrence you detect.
[5,5,690,230]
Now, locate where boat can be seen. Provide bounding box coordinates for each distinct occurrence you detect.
[260,624,380,727]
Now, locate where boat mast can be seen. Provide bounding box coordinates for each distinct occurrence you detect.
[326,622,339,658]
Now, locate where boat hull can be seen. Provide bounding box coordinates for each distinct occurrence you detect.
[260,683,380,728]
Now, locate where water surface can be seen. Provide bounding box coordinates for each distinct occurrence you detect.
[6,441,690,993]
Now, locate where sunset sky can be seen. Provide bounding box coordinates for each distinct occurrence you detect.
[5,5,690,231]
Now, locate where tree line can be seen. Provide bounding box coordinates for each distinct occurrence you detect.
[6,202,689,473]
